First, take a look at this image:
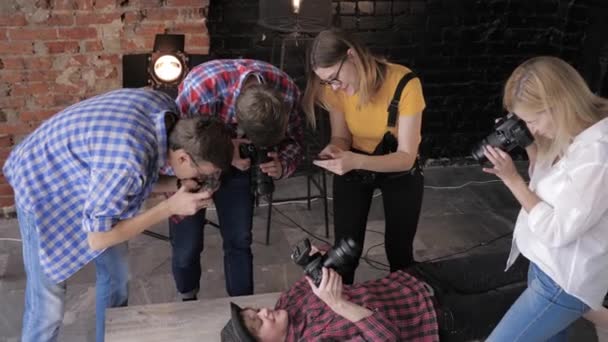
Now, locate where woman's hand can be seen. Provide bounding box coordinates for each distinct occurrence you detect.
[259,151,283,179]
[318,144,344,159]
[307,267,344,310]
[313,151,362,175]
[482,145,522,185]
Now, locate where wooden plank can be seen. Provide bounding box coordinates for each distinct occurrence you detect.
[105,292,281,342]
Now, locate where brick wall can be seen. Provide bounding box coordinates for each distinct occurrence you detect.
[0,0,210,208]
[208,0,608,161]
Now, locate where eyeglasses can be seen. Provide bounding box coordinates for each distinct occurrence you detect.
[319,55,347,87]
[178,153,223,192]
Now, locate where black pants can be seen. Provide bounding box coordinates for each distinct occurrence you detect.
[333,164,424,284]
[410,252,529,342]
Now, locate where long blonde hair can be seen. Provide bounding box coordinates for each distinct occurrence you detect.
[302,29,388,127]
[503,56,608,164]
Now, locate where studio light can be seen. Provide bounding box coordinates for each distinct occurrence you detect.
[152,55,184,83]
[122,33,211,99]
[148,34,188,90]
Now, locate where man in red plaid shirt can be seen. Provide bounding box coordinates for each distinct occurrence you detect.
[222,268,439,341]
[220,252,530,341]
[168,59,303,300]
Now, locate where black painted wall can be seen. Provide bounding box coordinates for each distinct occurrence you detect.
[207,0,608,160]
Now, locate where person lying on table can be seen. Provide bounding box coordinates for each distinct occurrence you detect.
[220,249,529,342]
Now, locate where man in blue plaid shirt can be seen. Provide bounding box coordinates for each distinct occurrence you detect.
[3,88,233,342]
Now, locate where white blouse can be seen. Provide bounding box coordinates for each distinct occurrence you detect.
[506,117,608,309]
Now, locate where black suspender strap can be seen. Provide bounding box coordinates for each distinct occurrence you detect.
[387,72,418,128]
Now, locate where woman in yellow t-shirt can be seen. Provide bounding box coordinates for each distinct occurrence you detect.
[302,29,425,284]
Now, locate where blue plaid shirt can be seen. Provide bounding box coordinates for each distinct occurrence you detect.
[3,88,176,283]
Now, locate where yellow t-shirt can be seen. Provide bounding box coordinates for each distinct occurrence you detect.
[321,63,425,153]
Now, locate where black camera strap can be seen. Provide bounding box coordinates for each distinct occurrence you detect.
[387,72,418,127]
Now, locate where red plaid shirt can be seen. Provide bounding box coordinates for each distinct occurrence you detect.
[175,59,303,178]
[276,270,440,341]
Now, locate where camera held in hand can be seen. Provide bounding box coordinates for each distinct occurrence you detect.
[239,143,275,197]
[471,112,534,162]
[290,238,360,286]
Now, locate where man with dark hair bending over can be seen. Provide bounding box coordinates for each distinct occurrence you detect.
[221,251,529,342]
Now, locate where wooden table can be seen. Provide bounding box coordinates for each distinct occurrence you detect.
[105,293,281,342]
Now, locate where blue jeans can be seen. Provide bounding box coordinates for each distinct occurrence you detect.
[487,263,590,342]
[18,207,129,342]
[170,168,254,297]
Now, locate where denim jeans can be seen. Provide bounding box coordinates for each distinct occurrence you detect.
[170,168,254,297]
[487,262,590,342]
[18,206,129,342]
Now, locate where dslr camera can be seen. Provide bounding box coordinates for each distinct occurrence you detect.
[290,238,360,286]
[471,113,534,162]
[239,143,275,196]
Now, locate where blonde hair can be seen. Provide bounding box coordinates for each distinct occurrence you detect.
[503,56,608,164]
[302,29,388,127]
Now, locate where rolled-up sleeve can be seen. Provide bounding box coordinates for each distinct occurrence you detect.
[82,169,145,233]
[528,162,608,247]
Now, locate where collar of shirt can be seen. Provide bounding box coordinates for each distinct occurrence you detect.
[153,110,170,172]
[569,117,608,152]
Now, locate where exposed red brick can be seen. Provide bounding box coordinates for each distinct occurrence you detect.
[93,0,116,10]
[75,13,119,25]
[20,109,58,122]
[0,197,15,207]
[146,8,180,21]
[0,42,33,55]
[0,15,27,27]
[24,57,54,70]
[0,150,12,163]
[45,41,80,54]
[167,0,209,7]
[12,82,53,97]
[0,123,35,135]
[9,28,58,41]
[84,40,104,52]
[0,95,26,109]
[0,71,25,83]
[169,22,206,34]
[44,13,75,26]
[57,27,98,40]
[0,135,13,148]
[186,34,209,51]
[75,0,95,10]
[1,58,26,70]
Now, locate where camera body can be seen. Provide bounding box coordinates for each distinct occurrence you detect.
[290,238,360,286]
[471,113,534,162]
[239,143,275,196]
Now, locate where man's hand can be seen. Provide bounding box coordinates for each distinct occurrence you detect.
[307,267,344,309]
[166,186,213,216]
[232,138,252,171]
[259,151,283,179]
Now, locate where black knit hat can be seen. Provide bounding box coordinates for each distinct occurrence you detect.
[220,302,256,342]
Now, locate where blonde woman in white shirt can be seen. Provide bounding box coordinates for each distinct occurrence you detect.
[483,56,608,342]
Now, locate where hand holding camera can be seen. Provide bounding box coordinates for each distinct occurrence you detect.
[291,238,360,286]
[239,143,276,196]
[231,138,252,171]
[471,113,534,163]
[166,186,213,216]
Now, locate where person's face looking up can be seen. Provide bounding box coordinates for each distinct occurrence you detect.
[240,307,289,342]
